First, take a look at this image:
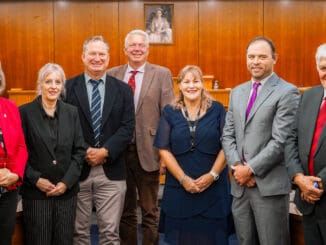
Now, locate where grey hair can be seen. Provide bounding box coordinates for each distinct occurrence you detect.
[83,35,110,53]
[315,43,326,65]
[124,29,150,49]
[0,63,5,95]
[36,63,66,97]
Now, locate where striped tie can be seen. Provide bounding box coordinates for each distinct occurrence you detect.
[90,79,102,147]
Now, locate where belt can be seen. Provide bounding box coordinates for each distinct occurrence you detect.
[127,144,137,152]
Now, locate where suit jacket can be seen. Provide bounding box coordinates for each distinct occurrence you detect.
[286,85,326,215]
[107,62,174,172]
[222,73,299,198]
[19,97,86,200]
[0,98,28,188]
[65,74,135,180]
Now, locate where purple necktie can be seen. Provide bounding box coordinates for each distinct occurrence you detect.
[246,82,261,120]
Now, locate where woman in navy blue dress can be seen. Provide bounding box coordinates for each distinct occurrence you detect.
[154,65,231,245]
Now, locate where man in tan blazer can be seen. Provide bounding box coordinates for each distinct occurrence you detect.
[107,29,174,245]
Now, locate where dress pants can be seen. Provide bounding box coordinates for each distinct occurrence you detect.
[120,146,160,245]
[23,195,77,245]
[0,190,18,245]
[74,165,126,245]
[232,186,290,245]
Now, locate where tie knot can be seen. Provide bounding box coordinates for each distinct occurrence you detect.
[90,79,101,87]
[130,70,138,76]
[253,82,261,90]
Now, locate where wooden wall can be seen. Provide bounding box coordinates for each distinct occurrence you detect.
[0,0,325,93]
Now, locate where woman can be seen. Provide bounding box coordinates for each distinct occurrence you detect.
[148,8,172,43]
[154,65,231,245]
[20,63,85,245]
[0,62,28,245]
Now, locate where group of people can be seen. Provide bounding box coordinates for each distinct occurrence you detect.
[0,29,326,245]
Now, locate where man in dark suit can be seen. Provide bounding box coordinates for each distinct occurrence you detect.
[107,29,174,245]
[65,36,135,245]
[286,43,326,244]
[222,37,299,245]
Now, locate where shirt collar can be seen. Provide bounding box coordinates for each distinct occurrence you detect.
[84,73,106,84]
[126,63,146,74]
[251,72,274,87]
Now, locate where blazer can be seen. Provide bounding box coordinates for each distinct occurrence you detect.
[19,97,86,200]
[222,73,299,198]
[286,85,326,215]
[0,98,28,188]
[65,74,135,180]
[107,62,174,172]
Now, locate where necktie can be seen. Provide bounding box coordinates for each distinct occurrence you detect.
[128,70,138,94]
[90,79,102,147]
[246,82,261,120]
[308,98,326,175]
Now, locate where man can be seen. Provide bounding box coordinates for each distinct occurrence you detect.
[65,36,135,245]
[222,37,299,245]
[286,43,326,244]
[107,29,174,245]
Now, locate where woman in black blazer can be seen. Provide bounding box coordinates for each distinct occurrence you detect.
[20,63,86,245]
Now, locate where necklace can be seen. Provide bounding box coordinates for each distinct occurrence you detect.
[183,102,202,151]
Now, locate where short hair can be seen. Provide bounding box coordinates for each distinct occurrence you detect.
[36,63,66,98]
[247,36,276,59]
[172,65,213,110]
[0,64,6,95]
[124,29,150,49]
[315,43,326,65]
[82,35,110,53]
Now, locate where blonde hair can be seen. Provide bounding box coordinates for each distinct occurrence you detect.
[0,62,5,95]
[172,65,213,110]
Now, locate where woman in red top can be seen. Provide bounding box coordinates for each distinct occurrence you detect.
[0,63,28,245]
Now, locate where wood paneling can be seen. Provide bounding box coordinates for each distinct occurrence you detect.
[1,1,326,92]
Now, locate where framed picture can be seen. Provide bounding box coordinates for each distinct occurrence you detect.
[144,3,173,44]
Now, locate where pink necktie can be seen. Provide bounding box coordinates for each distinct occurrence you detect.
[128,70,138,94]
[246,82,261,120]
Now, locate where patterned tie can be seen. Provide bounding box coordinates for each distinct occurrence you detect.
[246,82,261,120]
[308,98,326,175]
[90,79,102,147]
[128,70,138,94]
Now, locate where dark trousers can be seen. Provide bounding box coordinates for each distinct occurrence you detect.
[302,205,326,245]
[23,195,77,245]
[0,190,18,245]
[120,148,160,245]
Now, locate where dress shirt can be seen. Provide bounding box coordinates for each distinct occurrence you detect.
[84,73,106,112]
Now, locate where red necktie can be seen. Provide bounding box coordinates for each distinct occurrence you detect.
[128,70,138,94]
[308,98,326,175]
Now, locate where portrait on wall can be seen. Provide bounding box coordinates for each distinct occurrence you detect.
[144,3,173,44]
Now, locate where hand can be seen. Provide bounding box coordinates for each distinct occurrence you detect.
[231,164,253,186]
[85,147,108,166]
[0,168,19,187]
[36,178,56,193]
[46,182,68,197]
[194,173,214,193]
[294,174,323,204]
[246,176,256,188]
[159,160,166,175]
[182,176,200,194]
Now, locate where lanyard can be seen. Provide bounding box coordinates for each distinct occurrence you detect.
[183,103,202,151]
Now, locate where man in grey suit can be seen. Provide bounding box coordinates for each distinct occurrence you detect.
[222,37,299,245]
[286,43,326,244]
[107,29,174,245]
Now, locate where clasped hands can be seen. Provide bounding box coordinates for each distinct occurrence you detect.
[36,178,67,197]
[294,174,324,204]
[231,162,256,187]
[0,168,19,187]
[182,173,215,194]
[85,147,108,166]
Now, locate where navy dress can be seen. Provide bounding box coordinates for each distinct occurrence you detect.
[154,101,231,245]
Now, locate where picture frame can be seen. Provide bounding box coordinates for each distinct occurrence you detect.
[144,3,174,44]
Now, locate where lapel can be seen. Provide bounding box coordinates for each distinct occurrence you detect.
[73,75,93,127]
[239,82,252,129]
[136,63,153,114]
[245,74,278,125]
[101,75,117,126]
[312,88,326,156]
[29,98,56,159]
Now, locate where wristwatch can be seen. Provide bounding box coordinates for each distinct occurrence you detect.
[209,170,219,181]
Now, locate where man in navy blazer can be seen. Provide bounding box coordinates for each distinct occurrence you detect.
[65,36,135,245]
[286,43,326,244]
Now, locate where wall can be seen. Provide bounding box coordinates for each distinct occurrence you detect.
[0,0,325,92]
